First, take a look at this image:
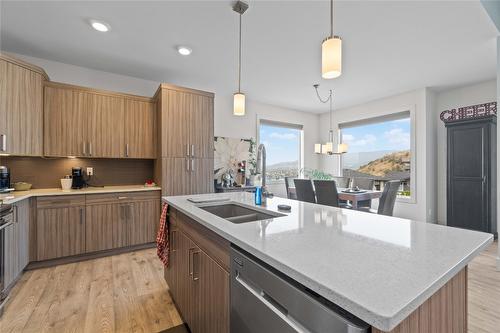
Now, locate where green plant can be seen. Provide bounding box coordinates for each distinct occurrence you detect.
[301,168,334,180]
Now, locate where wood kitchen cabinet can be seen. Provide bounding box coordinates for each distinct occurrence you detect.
[155,84,214,196]
[44,82,156,159]
[36,196,86,261]
[0,54,46,156]
[164,208,229,333]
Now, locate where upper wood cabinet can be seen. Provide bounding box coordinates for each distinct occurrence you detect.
[159,85,214,159]
[0,54,47,156]
[44,82,156,159]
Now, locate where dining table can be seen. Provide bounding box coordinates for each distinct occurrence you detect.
[288,187,382,210]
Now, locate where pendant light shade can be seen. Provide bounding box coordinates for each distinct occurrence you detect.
[233,92,246,116]
[233,1,248,116]
[322,36,342,79]
[322,0,342,79]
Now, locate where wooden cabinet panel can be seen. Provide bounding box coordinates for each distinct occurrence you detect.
[161,90,191,158]
[3,222,17,288]
[125,99,156,158]
[191,158,214,194]
[36,206,86,260]
[190,94,214,159]
[85,203,120,252]
[174,230,194,322]
[15,199,30,270]
[161,157,191,196]
[87,94,125,158]
[44,87,86,156]
[128,198,160,246]
[0,58,43,156]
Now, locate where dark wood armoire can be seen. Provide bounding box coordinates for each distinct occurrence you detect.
[445,114,496,235]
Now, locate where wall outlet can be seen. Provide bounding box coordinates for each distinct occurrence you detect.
[86,167,94,176]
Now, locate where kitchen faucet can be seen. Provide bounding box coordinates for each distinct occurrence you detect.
[256,144,272,198]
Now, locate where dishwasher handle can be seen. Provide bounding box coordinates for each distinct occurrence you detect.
[235,273,312,333]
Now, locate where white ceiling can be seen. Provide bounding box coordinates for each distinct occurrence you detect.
[1,1,498,113]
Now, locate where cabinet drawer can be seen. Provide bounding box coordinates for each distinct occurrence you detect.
[86,190,160,205]
[36,195,86,209]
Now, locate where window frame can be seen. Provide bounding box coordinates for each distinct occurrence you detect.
[338,108,416,204]
[256,117,304,183]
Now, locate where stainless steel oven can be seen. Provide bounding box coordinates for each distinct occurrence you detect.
[230,246,369,333]
[0,204,14,316]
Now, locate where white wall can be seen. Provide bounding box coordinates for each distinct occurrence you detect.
[435,79,497,224]
[7,52,320,175]
[318,89,436,222]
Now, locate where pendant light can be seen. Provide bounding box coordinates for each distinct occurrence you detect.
[313,84,348,155]
[233,1,248,116]
[322,0,342,79]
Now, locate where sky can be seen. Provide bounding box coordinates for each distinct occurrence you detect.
[259,124,300,166]
[341,117,410,153]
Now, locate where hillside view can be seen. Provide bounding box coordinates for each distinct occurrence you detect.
[357,150,410,176]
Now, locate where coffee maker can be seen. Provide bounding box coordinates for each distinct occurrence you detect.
[0,166,11,192]
[71,167,86,189]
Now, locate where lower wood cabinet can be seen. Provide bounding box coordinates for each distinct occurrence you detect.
[164,208,229,333]
[36,198,86,261]
[34,191,161,262]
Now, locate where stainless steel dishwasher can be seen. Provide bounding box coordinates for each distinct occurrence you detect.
[230,246,369,333]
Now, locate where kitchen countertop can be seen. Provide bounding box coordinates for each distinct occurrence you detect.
[0,185,161,204]
[164,192,493,331]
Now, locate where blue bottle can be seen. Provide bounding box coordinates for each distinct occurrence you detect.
[255,187,262,205]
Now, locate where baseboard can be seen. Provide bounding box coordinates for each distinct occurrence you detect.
[26,242,156,270]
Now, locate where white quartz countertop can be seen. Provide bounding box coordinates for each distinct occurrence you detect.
[164,192,493,331]
[0,185,161,204]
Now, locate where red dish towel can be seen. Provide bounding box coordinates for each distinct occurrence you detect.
[156,203,169,267]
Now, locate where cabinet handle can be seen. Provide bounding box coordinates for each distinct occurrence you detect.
[0,134,6,151]
[191,159,195,172]
[186,158,190,172]
[171,230,177,252]
[89,142,93,156]
[192,250,200,281]
[125,144,129,157]
[80,208,84,224]
[83,142,86,156]
[186,144,190,157]
[189,248,194,277]
[117,196,128,200]
[13,205,18,223]
[191,144,195,158]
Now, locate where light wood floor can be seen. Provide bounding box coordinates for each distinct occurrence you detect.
[1,243,499,333]
[0,249,182,333]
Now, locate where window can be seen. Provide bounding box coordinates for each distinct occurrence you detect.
[258,120,303,195]
[340,112,412,199]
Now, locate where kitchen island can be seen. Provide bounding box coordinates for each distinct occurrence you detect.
[163,192,493,333]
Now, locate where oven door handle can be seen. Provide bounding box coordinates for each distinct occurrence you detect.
[0,221,14,231]
[235,273,312,333]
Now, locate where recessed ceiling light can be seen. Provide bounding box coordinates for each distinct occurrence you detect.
[90,20,110,32]
[177,46,192,56]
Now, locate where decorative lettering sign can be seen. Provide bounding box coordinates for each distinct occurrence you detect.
[440,101,497,123]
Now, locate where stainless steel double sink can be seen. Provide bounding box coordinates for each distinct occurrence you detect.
[199,203,285,224]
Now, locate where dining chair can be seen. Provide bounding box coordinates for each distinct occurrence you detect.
[293,179,316,203]
[313,180,350,208]
[284,176,297,199]
[352,178,375,208]
[359,180,400,216]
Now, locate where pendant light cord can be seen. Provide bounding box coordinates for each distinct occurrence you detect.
[314,85,333,131]
[238,12,242,93]
[330,0,334,37]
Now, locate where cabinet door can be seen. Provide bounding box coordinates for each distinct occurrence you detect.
[0,60,43,156]
[85,203,121,252]
[128,199,160,246]
[161,90,191,158]
[191,158,214,194]
[190,250,230,333]
[15,199,30,270]
[161,157,191,196]
[164,227,179,299]
[3,222,17,288]
[87,94,125,158]
[125,99,156,158]
[44,87,87,156]
[36,206,86,260]
[190,94,214,159]
[174,231,195,323]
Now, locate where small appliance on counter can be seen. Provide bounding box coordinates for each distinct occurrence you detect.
[71,167,86,189]
[0,166,13,193]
